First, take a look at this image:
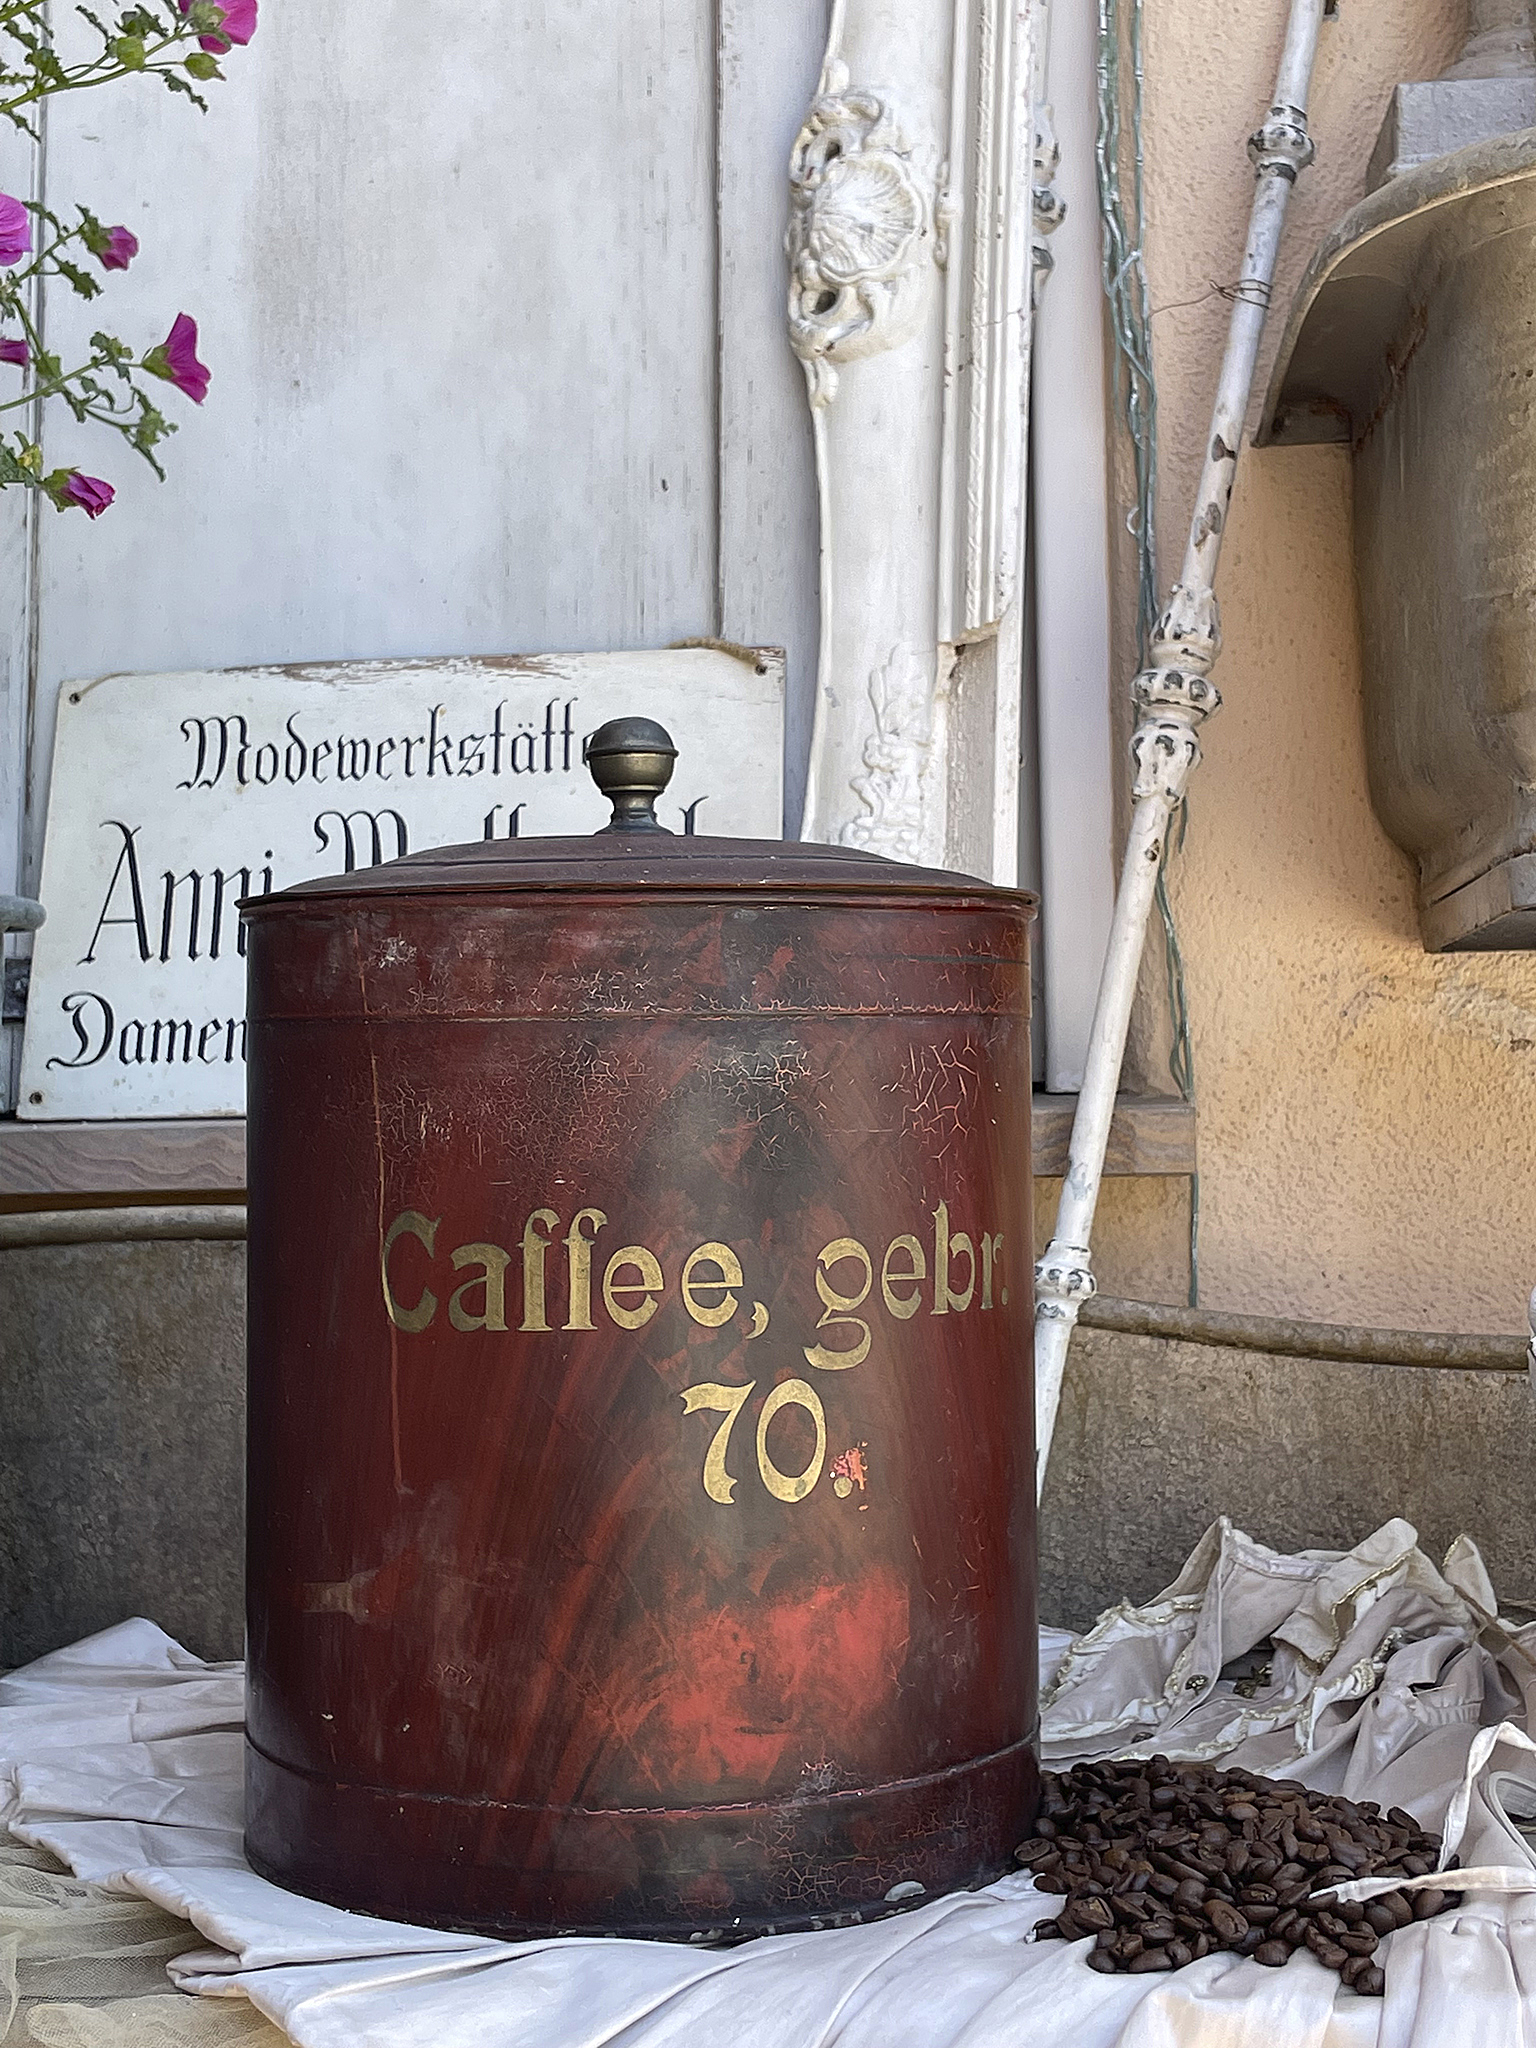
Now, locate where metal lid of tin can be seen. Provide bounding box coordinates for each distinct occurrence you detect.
[245,716,1035,909]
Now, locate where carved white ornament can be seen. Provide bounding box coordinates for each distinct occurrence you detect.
[838,646,934,864]
[786,62,933,408]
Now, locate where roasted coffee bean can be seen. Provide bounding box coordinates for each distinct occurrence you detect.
[1034,1918,1062,1941]
[1207,1901,1249,1944]
[1086,1948,1120,1974]
[1254,1940,1290,1967]
[1015,1759,1457,1986]
[1354,1965,1386,1997]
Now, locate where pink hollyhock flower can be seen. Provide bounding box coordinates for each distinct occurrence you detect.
[144,313,210,403]
[44,471,114,518]
[0,337,28,367]
[0,194,32,268]
[180,0,257,52]
[65,472,114,518]
[98,226,139,271]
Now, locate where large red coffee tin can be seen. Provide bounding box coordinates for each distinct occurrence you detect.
[243,721,1039,1938]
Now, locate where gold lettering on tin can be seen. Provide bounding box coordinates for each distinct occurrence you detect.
[602,1244,665,1330]
[879,1232,926,1320]
[980,1231,1004,1310]
[756,1378,827,1502]
[381,1209,439,1332]
[679,1380,756,1502]
[562,1208,607,1331]
[519,1208,559,1331]
[931,1200,975,1315]
[802,1236,873,1371]
[448,1242,510,1332]
[680,1241,743,1328]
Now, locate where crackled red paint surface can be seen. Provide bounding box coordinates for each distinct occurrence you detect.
[244,885,1040,1937]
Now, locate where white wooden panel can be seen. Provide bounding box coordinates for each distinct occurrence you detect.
[1032,0,1116,1091]
[25,0,720,892]
[716,0,824,833]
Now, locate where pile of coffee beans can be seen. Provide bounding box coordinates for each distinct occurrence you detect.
[1016,1756,1460,1995]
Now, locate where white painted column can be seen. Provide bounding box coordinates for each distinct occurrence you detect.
[791,0,1038,881]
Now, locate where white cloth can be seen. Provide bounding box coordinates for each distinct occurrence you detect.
[4,1518,1536,2046]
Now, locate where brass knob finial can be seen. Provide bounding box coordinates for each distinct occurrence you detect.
[584,717,677,834]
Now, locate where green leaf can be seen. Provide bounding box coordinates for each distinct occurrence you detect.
[54,259,100,299]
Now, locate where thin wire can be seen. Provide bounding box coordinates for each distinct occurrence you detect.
[1155,803,1200,1305]
[1096,0,1200,1303]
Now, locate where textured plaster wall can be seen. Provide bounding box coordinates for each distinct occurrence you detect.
[0,1241,245,1664]
[1040,1327,1536,1628]
[1087,0,1536,1332]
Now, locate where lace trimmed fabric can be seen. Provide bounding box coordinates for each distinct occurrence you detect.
[0,1841,283,2045]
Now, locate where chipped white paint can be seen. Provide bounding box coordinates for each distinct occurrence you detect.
[793,0,1037,878]
[1033,0,1330,1493]
[19,649,784,1121]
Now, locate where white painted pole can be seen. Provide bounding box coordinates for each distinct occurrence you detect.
[1033,0,1329,1496]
